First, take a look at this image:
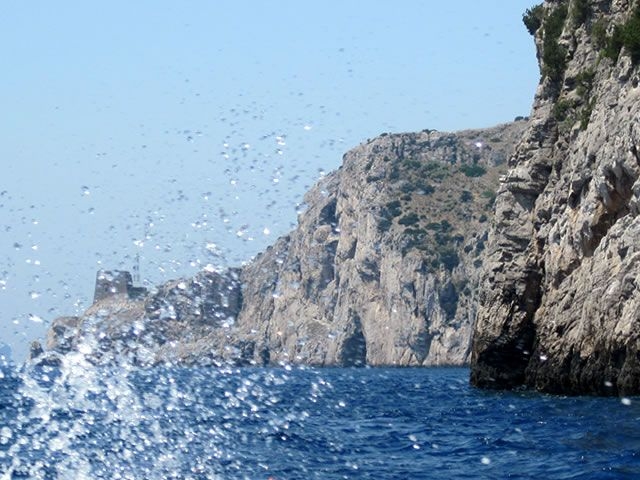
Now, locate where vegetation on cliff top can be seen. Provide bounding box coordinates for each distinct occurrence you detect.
[368,124,527,271]
[542,4,569,85]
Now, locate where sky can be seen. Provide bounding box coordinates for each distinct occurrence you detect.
[0,0,540,360]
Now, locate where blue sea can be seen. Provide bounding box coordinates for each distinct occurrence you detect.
[1,361,639,479]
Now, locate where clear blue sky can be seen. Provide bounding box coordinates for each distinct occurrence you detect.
[0,0,540,360]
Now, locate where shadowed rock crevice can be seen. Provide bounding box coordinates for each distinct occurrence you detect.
[338,313,367,367]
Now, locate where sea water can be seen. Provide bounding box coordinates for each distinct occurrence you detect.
[0,362,639,479]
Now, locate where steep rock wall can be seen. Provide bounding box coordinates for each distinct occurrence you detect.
[471,0,640,395]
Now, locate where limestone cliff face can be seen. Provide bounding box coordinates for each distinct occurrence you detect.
[471,0,640,394]
[236,123,526,366]
[39,122,526,367]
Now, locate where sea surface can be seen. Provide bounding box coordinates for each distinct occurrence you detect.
[0,360,639,479]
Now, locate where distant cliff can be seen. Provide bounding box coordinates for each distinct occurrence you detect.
[470,0,640,395]
[37,121,526,367]
[236,123,526,366]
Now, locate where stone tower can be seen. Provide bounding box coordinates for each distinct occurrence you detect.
[93,270,134,303]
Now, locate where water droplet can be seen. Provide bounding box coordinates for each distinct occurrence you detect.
[81,186,90,196]
[481,457,491,465]
[263,227,270,235]
[303,125,313,131]
[29,291,40,299]
[28,314,43,323]
[621,397,632,406]
[0,426,12,444]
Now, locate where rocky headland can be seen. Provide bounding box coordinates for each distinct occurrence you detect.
[36,121,526,368]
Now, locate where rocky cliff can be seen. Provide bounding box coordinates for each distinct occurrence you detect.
[37,121,526,367]
[470,0,640,395]
[236,123,526,366]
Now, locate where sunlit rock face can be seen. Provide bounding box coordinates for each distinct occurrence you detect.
[40,122,526,367]
[236,122,527,366]
[471,0,640,395]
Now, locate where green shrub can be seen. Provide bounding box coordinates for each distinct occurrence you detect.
[481,189,495,198]
[400,182,414,194]
[592,18,608,48]
[439,248,460,272]
[405,227,426,236]
[378,218,392,233]
[575,68,595,98]
[553,98,578,122]
[435,232,452,246]
[621,8,640,64]
[580,96,596,130]
[398,212,420,226]
[523,4,544,35]
[385,200,402,217]
[603,24,624,61]
[460,164,487,177]
[542,5,569,84]
[403,159,422,170]
[482,190,497,208]
[416,181,435,195]
[571,0,590,26]
[599,5,640,64]
[460,190,473,203]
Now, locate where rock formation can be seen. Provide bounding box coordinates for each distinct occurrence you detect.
[37,122,526,367]
[236,124,526,366]
[471,0,640,395]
